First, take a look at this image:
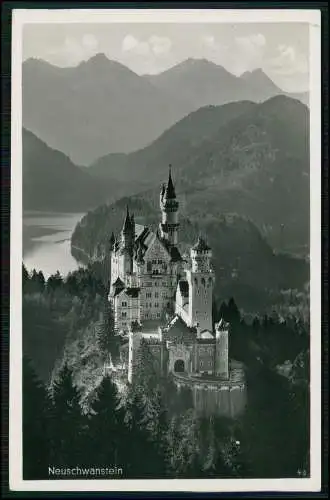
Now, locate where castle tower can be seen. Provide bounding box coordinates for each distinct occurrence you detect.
[159,166,179,246]
[120,206,134,274]
[186,236,215,333]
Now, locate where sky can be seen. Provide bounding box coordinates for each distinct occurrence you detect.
[22,22,310,92]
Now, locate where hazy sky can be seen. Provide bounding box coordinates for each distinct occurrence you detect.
[23,22,309,92]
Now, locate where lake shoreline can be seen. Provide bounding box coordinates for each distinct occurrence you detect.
[23,212,86,278]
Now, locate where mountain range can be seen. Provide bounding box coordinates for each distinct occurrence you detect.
[87,95,309,255]
[23,95,309,255]
[22,55,309,166]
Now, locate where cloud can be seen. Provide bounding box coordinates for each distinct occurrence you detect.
[230,33,266,74]
[121,34,171,57]
[44,34,99,66]
[122,34,138,52]
[149,35,172,55]
[268,44,308,76]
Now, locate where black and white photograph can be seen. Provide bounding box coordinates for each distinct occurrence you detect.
[9,7,321,493]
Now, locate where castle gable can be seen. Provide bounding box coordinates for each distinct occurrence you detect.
[163,315,196,344]
[143,233,172,263]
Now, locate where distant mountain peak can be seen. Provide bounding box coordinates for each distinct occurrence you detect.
[240,68,281,92]
[83,52,109,64]
[77,53,139,76]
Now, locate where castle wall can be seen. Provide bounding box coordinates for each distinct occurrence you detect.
[195,343,215,375]
[113,292,140,332]
[174,375,247,418]
[167,343,194,374]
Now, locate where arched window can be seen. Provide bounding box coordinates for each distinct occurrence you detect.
[201,278,206,286]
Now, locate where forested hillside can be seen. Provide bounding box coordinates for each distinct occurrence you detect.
[23,265,309,480]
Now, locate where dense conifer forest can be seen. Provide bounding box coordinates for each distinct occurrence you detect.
[22,264,309,479]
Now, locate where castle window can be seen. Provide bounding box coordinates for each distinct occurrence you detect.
[155,303,159,308]
[158,259,162,264]
[121,312,127,318]
[146,292,152,298]
[157,313,161,318]
[152,259,157,264]
[200,361,203,368]
[201,278,206,286]
[147,262,152,272]
[155,292,159,298]
[121,301,127,307]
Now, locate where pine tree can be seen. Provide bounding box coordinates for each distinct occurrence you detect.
[22,264,29,292]
[227,297,240,323]
[96,299,117,358]
[134,339,159,395]
[23,356,50,479]
[87,375,126,467]
[124,386,164,478]
[46,271,63,293]
[49,363,86,466]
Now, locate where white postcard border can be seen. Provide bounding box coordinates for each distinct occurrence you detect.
[9,8,322,493]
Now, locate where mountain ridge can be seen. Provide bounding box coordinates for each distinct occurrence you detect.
[22,55,309,165]
[87,95,309,255]
[23,128,117,212]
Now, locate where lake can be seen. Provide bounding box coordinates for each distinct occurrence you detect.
[23,211,86,278]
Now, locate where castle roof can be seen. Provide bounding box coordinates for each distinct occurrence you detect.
[192,236,211,252]
[125,287,140,298]
[129,226,182,264]
[160,236,183,262]
[163,315,196,344]
[122,206,132,233]
[112,277,125,289]
[165,166,176,199]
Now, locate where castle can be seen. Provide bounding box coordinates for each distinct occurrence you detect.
[108,169,246,417]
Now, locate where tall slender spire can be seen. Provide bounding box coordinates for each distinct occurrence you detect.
[165,164,176,199]
[122,205,131,233]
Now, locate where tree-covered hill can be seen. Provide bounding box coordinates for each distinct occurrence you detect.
[88,96,309,255]
[71,197,308,313]
[23,128,117,212]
